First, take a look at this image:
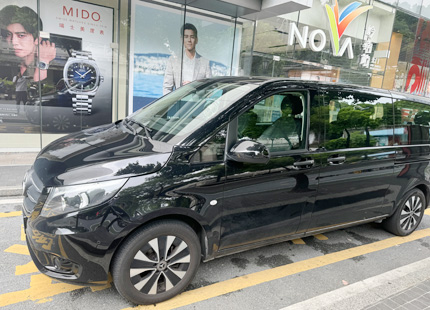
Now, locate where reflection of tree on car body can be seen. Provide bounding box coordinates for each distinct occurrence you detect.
[0,5,56,82]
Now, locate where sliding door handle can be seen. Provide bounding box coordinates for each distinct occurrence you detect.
[328,156,345,165]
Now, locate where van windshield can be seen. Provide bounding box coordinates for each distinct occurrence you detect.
[128,79,258,145]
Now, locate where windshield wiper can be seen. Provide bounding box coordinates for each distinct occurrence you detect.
[128,119,153,139]
[123,119,136,135]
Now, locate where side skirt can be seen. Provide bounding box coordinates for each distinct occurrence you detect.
[204,215,388,262]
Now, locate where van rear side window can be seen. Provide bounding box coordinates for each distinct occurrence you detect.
[321,91,394,150]
[394,99,430,145]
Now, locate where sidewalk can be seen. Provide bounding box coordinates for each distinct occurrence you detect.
[0,152,38,196]
[281,257,430,310]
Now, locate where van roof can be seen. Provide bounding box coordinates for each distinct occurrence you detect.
[207,76,430,104]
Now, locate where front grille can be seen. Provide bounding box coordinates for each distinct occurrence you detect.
[23,169,44,215]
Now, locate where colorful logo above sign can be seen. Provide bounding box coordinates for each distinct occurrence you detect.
[324,0,373,56]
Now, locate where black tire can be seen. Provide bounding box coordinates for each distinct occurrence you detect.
[112,220,201,305]
[383,188,426,236]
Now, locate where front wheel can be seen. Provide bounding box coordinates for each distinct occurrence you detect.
[383,188,426,236]
[112,220,201,305]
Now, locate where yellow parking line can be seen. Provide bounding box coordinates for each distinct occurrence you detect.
[314,234,329,241]
[21,224,25,241]
[0,211,21,218]
[291,238,306,245]
[0,273,111,307]
[15,261,38,276]
[0,274,84,307]
[36,298,53,304]
[4,244,29,256]
[426,209,430,215]
[125,228,430,310]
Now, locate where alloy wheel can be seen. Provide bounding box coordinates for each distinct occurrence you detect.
[130,235,191,295]
[400,194,423,231]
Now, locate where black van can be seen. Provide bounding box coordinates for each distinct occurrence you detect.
[23,77,430,304]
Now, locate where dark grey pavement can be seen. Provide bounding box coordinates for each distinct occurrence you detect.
[0,152,36,196]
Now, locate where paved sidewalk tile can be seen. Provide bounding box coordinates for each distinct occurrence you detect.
[364,279,430,310]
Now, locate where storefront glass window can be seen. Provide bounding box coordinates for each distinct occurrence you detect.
[404,18,430,96]
[251,12,299,77]
[39,0,114,145]
[129,0,185,113]
[0,0,40,149]
[363,1,395,89]
[129,1,239,115]
[237,19,255,76]
[1,0,429,151]
[0,0,114,149]
[252,0,374,85]
[184,9,238,78]
[378,0,398,6]
[334,0,369,86]
[391,10,419,92]
[422,1,430,19]
[398,0,423,15]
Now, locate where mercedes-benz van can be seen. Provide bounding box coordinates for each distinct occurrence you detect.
[23,77,430,304]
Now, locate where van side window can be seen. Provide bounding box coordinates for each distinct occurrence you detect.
[322,91,394,150]
[393,100,430,145]
[191,128,226,163]
[237,92,306,153]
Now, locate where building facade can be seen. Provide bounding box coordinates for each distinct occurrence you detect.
[1,0,429,150]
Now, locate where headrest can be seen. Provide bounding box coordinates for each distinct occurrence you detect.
[281,95,303,115]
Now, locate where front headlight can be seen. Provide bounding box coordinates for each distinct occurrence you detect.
[41,179,127,217]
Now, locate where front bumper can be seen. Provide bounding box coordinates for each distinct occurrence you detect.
[23,205,123,286]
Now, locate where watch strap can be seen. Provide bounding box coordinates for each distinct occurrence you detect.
[68,50,98,115]
[72,94,92,114]
[72,50,93,60]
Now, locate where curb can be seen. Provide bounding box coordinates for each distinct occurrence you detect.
[280,257,430,310]
[0,186,22,197]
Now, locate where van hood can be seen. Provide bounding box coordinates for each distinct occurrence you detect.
[33,122,173,187]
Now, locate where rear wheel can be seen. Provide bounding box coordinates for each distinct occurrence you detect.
[383,188,426,236]
[112,220,201,305]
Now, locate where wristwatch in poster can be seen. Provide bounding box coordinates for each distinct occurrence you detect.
[63,50,104,114]
[37,61,49,70]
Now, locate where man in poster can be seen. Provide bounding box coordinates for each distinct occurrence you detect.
[163,23,211,94]
[0,1,113,134]
[0,5,56,82]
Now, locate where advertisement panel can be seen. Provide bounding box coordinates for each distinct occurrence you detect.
[0,0,113,133]
[129,0,241,114]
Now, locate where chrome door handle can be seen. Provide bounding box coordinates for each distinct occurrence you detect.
[328,156,346,164]
[293,160,314,167]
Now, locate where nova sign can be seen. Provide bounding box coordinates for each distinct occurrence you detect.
[288,0,372,59]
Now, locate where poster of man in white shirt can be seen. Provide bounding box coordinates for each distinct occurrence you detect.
[163,23,211,95]
[129,0,242,113]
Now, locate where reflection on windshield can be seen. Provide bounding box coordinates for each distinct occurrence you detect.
[130,80,258,145]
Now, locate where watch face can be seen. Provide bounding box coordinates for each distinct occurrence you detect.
[38,62,49,70]
[66,61,98,91]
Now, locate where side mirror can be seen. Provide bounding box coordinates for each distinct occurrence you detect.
[227,140,270,164]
